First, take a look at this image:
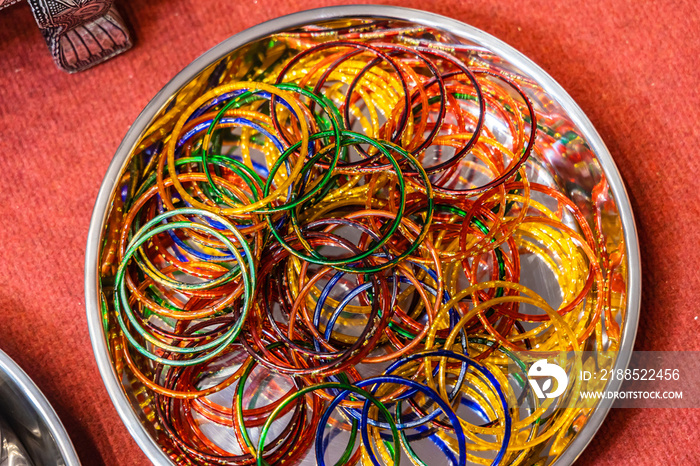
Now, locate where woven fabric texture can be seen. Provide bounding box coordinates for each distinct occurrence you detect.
[0,0,698,464]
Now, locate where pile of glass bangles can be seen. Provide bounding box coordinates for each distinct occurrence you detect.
[99,20,626,466]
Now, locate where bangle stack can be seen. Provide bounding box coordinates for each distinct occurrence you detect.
[99,18,624,466]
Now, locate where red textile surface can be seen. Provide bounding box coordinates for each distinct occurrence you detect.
[0,0,698,464]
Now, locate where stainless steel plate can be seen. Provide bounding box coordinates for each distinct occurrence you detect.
[85,5,640,465]
[0,350,80,466]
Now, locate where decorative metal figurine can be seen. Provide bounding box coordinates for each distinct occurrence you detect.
[1,0,132,72]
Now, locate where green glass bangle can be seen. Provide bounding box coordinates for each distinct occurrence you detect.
[265,130,406,269]
[200,86,310,203]
[255,382,400,466]
[266,130,434,274]
[256,130,342,214]
[114,208,255,366]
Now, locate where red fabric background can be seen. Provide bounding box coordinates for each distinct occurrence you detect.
[1,0,698,464]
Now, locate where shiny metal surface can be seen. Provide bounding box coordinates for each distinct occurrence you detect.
[0,350,80,466]
[1,416,34,466]
[85,5,641,465]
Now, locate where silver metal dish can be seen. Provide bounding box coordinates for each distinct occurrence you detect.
[0,350,80,466]
[85,5,640,465]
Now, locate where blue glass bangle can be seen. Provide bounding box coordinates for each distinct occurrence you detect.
[314,383,402,466]
[354,375,467,466]
[383,349,512,466]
